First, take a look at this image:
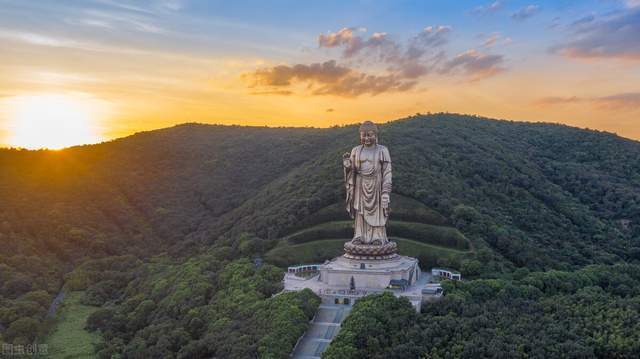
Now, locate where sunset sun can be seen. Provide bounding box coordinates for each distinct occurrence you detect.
[6,93,106,149]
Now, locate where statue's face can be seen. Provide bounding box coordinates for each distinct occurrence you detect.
[360,130,377,147]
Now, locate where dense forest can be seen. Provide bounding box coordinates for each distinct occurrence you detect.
[72,254,318,358]
[1,113,639,357]
[325,264,640,358]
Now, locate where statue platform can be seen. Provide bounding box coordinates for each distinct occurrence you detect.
[319,254,419,289]
[283,253,440,312]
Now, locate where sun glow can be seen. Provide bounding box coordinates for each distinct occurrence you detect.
[4,93,108,149]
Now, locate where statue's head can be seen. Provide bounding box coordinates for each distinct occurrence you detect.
[359,121,378,147]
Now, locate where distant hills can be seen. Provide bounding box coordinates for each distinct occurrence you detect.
[4,113,638,267]
[1,113,640,351]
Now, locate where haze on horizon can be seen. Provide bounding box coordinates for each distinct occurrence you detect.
[1,0,639,149]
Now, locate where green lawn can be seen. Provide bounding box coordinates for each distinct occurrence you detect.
[266,239,346,267]
[388,221,470,250]
[390,195,448,225]
[393,237,470,269]
[283,194,448,235]
[286,220,470,250]
[270,199,472,269]
[265,237,471,268]
[44,291,102,359]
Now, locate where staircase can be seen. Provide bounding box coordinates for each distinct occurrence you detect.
[291,304,351,358]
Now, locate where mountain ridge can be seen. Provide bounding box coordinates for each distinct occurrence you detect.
[2,113,640,347]
[2,113,639,266]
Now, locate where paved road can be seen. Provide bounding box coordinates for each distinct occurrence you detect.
[291,304,351,359]
[47,290,65,317]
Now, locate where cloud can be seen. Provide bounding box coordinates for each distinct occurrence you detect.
[388,26,451,79]
[320,26,450,62]
[95,0,183,13]
[94,0,156,14]
[248,90,293,96]
[160,0,184,11]
[552,8,640,60]
[483,33,500,47]
[548,16,562,29]
[81,9,167,34]
[471,1,504,15]
[0,28,168,56]
[597,93,640,108]
[537,93,640,109]
[242,60,417,97]
[570,14,596,27]
[318,27,395,58]
[244,60,350,86]
[313,73,416,97]
[245,26,505,97]
[626,0,640,8]
[0,30,82,48]
[405,26,451,58]
[318,27,357,51]
[479,32,512,48]
[536,96,582,105]
[318,26,451,79]
[440,50,505,80]
[511,5,541,21]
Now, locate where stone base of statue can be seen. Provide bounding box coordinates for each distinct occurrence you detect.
[283,239,440,314]
[343,241,398,260]
[318,244,419,290]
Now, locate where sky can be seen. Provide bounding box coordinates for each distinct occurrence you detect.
[0,0,639,148]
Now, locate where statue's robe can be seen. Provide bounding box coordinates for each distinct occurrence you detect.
[344,144,392,244]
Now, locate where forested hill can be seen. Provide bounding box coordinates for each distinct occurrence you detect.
[2,113,640,349]
[2,113,640,271]
[210,115,640,271]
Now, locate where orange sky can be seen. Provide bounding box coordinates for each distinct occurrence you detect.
[1,0,639,148]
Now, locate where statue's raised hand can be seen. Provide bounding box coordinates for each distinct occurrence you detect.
[342,152,352,168]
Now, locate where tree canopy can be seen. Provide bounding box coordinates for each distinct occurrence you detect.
[1,113,639,356]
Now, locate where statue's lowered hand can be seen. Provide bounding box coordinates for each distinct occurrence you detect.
[381,193,390,217]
